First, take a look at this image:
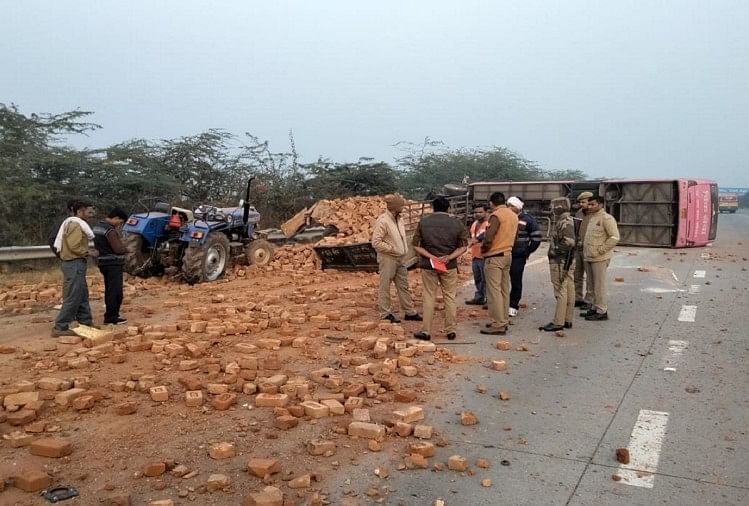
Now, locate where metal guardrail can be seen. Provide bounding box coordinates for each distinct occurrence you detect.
[0,245,56,262]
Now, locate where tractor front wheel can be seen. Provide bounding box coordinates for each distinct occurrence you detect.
[182,233,230,284]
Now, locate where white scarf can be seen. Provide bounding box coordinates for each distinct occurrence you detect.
[54,217,95,254]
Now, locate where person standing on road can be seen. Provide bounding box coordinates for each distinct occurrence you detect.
[371,194,422,324]
[412,196,469,341]
[541,197,576,332]
[581,195,620,321]
[507,197,542,317]
[52,200,97,337]
[480,192,519,336]
[465,203,489,306]
[93,208,129,325]
[573,191,594,308]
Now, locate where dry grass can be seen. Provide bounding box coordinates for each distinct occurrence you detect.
[0,265,61,287]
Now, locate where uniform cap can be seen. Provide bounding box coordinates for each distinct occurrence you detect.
[576,191,594,201]
[507,196,524,210]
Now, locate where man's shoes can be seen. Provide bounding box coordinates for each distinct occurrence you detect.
[564,321,573,329]
[508,308,518,317]
[580,309,596,317]
[539,323,564,332]
[105,317,128,325]
[404,313,423,322]
[574,300,587,308]
[51,328,76,337]
[480,327,507,336]
[414,331,431,341]
[383,314,401,324]
[446,332,457,341]
[585,312,609,321]
[465,299,485,306]
[481,305,488,310]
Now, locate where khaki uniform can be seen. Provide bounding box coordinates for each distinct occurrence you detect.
[573,208,592,303]
[548,212,576,325]
[372,211,416,318]
[583,209,620,313]
[421,268,458,335]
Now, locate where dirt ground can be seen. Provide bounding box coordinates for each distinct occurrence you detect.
[0,262,477,505]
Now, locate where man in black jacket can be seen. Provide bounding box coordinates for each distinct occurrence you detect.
[507,197,542,317]
[93,208,129,325]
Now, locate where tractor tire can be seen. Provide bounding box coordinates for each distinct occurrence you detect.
[246,239,275,267]
[123,232,153,278]
[182,233,230,284]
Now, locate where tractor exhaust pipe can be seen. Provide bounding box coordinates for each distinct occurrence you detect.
[243,176,256,224]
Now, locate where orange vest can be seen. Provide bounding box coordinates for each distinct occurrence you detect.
[469,219,489,259]
[483,206,519,257]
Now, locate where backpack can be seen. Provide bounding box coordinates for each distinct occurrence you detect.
[48,219,65,259]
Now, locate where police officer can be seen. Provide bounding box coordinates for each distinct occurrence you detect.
[93,208,129,325]
[540,197,576,332]
[573,191,594,308]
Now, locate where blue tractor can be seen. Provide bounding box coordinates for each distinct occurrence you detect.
[122,177,275,284]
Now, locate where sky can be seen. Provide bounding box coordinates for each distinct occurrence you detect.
[2,0,748,186]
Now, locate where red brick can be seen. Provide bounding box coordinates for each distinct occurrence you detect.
[405,453,429,469]
[208,442,236,460]
[408,441,435,457]
[300,401,329,418]
[13,468,51,492]
[185,390,203,407]
[242,486,283,506]
[72,395,95,410]
[460,411,478,425]
[348,422,386,441]
[211,392,237,410]
[395,422,414,437]
[7,409,37,426]
[393,406,425,424]
[30,438,73,458]
[143,462,166,477]
[273,415,298,430]
[498,390,510,401]
[150,386,169,402]
[306,439,336,457]
[255,393,289,408]
[495,340,512,351]
[394,389,417,403]
[448,455,468,471]
[247,458,281,478]
[115,401,138,415]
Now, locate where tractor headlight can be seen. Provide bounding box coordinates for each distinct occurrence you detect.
[126,218,139,226]
[190,231,205,239]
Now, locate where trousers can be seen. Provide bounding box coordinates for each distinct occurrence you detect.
[54,259,93,330]
[484,254,512,329]
[574,249,593,303]
[549,262,575,325]
[584,259,610,313]
[421,268,458,335]
[377,254,416,318]
[509,255,527,309]
[100,264,124,322]
[471,258,486,301]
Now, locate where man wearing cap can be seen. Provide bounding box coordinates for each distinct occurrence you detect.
[371,194,422,324]
[581,195,620,321]
[573,192,594,308]
[507,196,542,316]
[480,192,519,336]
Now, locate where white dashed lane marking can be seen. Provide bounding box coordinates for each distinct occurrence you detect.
[677,305,697,322]
[693,270,706,278]
[688,284,701,294]
[663,340,688,372]
[616,410,670,488]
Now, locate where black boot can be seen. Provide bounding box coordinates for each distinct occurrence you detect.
[539,323,564,332]
[585,312,608,321]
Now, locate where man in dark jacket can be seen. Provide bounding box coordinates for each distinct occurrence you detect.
[93,208,129,325]
[507,197,542,317]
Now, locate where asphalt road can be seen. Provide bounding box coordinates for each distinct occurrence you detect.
[329,210,748,505]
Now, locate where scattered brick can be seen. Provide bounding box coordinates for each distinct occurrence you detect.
[115,401,138,415]
[476,458,490,469]
[393,406,425,424]
[150,386,169,402]
[12,467,51,492]
[460,411,478,425]
[447,455,468,472]
[495,340,512,351]
[185,390,203,407]
[320,399,344,416]
[55,388,86,407]
[301,401,329,418]
[208,442,236,459]
[211,393,237,410]
[274,415,298,430]
[7,409,37,426]
[405,453,429,469]
[144,462,166,477]
[491,360,507,371]
[616,448,630,465]
[72,395,95,410]
[306,439,336,457]
[482,479,492,487]
[206,473,231,492]
[498,390,510,401]
[414,425,433,439]
[255,393,289,408]
[247,458,281,478]
[395,422,414,437]
[348,422,386,442]
[408,441,435,458]
[30,438,73,458]
[242,486,283,506]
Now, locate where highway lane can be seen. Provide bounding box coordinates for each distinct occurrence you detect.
[327,210,748,505]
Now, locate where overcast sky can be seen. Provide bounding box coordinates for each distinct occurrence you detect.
[2,1,747,186]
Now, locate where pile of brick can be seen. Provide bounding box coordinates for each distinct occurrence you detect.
[307,196,389,245]
[266,244,320,272]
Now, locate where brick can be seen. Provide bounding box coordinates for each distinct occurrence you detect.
[185,390,203,407]
[208,442,236,460]
[353,408,370,422]
[482,479,492,487]
[287,404,305,417]
[101,494,132,506]
[178,360,199,371]
[114,401,138,415]
[491,360,507,371]
[368,440,383,452]
[255,393,289,408]
[239,355,258,370]
[404,453,429,469]
[257,382,278,394]
[68,356,89,369]
[395,422,413,437]
[211,392,237,410]
[476,458,491,469]
[242,382,257,395]
[288,474,311,489]
[415,341,436,352]
[6,430,34,447]
[320,399,344,416]
[372,372,399,390]
[414,425,433,439]
[150,386,169,402]
[3,391,39,408]
[393,406,425,424]
[30,438,73,458]
[344,396,365,414]
[495,340,512,351]
[247,458,281,478]
[207,473,231,492]
[616,448,630,465]
[256,338,281,350]
[7,409,37,426]
[460,411,478,425]
[348,422,386,441]
[55,388,86,407]
[178,375,203,391]
[394,389,418,403]
[242,486,283,506]
[399,365,418,377]
[306,439,336,457]
[37,377,70,391]
[408,441,435,457]
[206,383,229,395]
[72,395,95,410]
[299,400,328,418]
[498,390,510,401]
[373,341,388,358]
[448,455,468,472]
[143,462,166,477]
[274,415,299,430]
[13,468,51,492]
[148,501,174,506]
